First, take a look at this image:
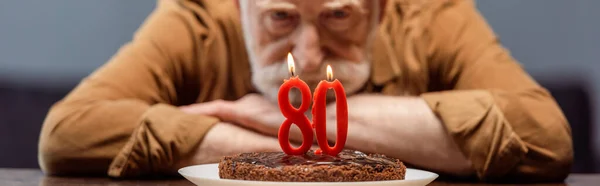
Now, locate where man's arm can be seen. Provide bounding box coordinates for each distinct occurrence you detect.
[39,0,206,176]
[175,122,282,169]
[336,0,571,182]
[424,0,572,182]
[38,0,251,177]
[323,95,474,176]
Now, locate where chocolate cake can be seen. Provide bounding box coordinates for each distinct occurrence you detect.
[218,150,406,182]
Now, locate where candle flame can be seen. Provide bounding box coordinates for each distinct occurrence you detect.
[287,53,295,77]
[326,65,333,81]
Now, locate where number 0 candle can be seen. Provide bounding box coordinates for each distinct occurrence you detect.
[277,53,314,155]
[312,65,348,156]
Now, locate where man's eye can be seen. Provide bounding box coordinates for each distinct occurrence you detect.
[331,10,349,19]
[272,11,291,20]
[264,10,298,36]
[321,8,354,32]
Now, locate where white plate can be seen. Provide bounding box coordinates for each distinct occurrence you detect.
[179,163,438,186]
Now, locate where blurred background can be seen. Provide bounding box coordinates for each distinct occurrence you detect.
[0,0,598,173]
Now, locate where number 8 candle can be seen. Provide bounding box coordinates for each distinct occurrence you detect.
[312,65,348,156]
[277,53,314,155]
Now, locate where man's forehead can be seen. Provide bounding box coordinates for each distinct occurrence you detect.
[253,0,365,9]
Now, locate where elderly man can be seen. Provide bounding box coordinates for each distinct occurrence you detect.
[38,0,572,182]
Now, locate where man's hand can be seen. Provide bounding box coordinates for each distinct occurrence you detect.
[180,94,307,142]
[174,122,281,168]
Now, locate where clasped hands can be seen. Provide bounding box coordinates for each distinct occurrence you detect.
[181,94,296,140]
[177,94,323,166]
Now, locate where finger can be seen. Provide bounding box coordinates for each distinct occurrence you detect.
[214,101,238,123]
[180,100,231,116]
[180,103,219,115]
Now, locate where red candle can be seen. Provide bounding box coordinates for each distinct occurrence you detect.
[312,65,348,156]
[277,53,314,155]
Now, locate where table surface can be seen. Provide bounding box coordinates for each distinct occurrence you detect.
[0,168,598,186]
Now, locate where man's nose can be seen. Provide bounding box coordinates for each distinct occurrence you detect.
[293,24,324,73]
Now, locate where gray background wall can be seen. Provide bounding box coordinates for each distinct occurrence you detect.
[0,1,155,87]
[0,0,156,168]
[0,0,598,171]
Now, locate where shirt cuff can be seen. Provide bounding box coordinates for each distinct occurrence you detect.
[107,103,219,178]
[421,90,528,181]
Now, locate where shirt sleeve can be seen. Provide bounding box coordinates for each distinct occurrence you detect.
[420,0,573,182]
[38,0,218,177]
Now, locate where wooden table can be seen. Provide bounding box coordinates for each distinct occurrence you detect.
[0,168,598,186]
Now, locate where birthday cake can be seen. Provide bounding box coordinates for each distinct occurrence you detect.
[218,150,406,182]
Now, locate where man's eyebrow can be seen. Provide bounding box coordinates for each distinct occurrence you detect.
[256,0,297,10]
[323,0,361,9]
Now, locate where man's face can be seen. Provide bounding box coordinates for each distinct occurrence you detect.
[239,0,381,105]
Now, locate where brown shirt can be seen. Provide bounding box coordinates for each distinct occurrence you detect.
[38,0,573,181]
